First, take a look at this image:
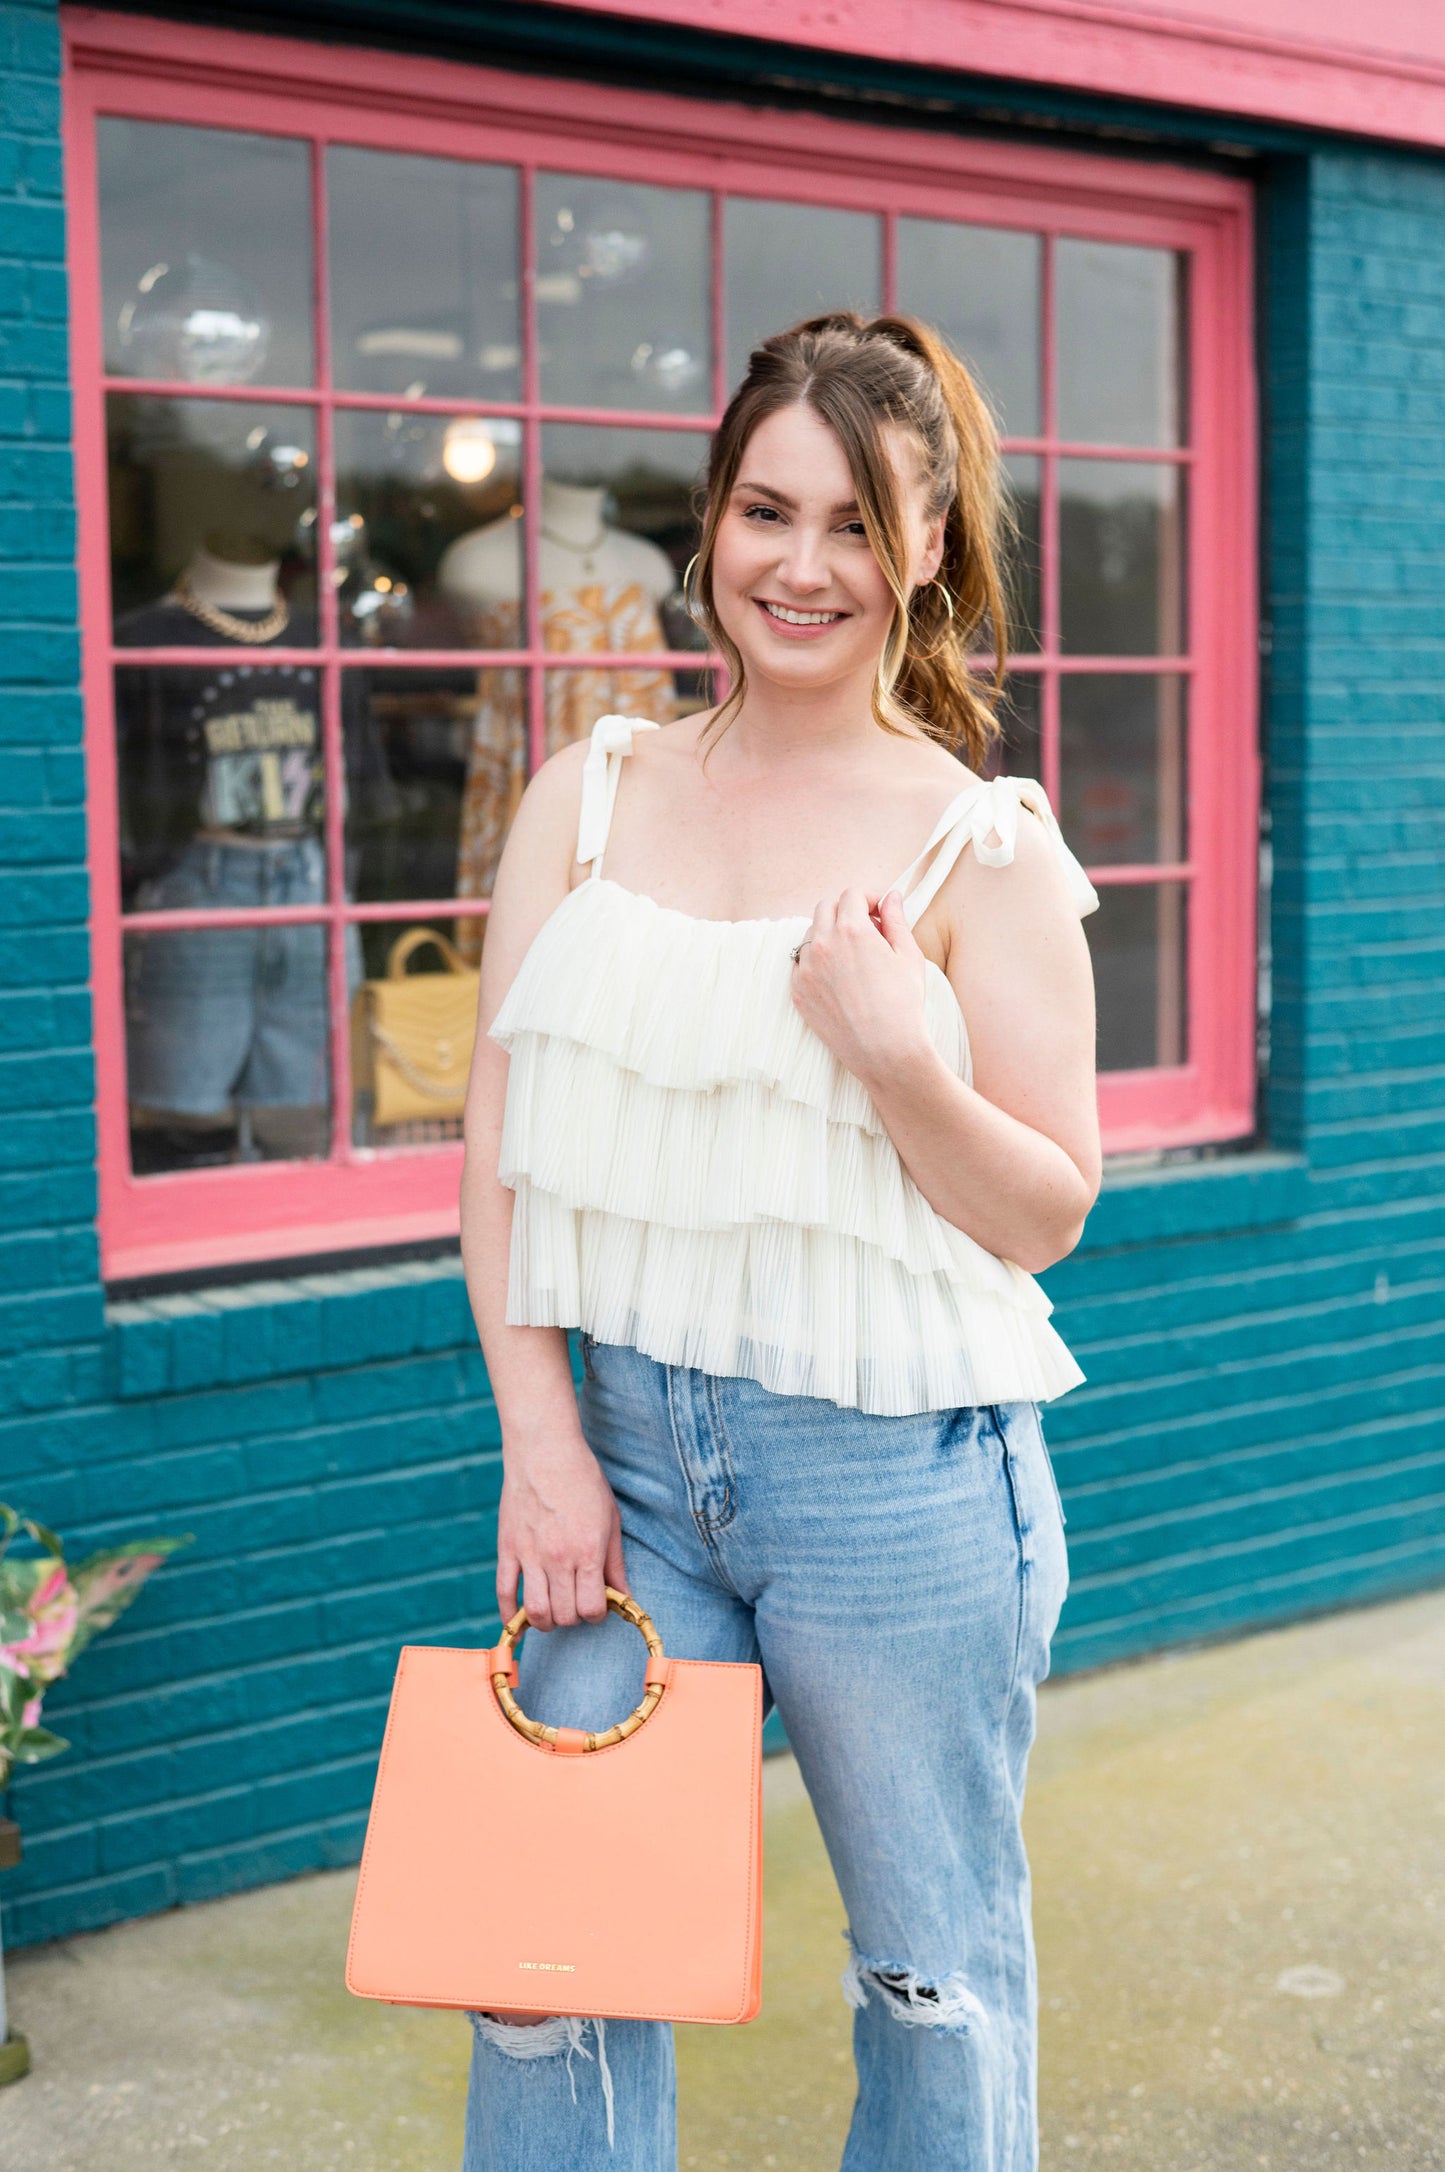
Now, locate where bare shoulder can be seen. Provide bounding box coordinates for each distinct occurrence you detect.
[937,782,1087,957]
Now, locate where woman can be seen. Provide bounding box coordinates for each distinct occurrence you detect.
[459,313,1100,2172]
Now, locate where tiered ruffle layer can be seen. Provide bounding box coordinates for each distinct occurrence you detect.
[490,877,1085,1415]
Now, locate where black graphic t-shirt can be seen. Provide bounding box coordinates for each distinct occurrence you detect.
[114,601,390,900]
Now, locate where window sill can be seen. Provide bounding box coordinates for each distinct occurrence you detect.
[104,1255,493,1400]
[1076,1151,1310,1254]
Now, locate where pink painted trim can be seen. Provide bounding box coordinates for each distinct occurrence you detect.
[530,0,1445,155]
[122,899,490,933]
[110,649,713,670]
[105,372,1196,461]
[62,10,1249,221]
[68,11,1259,1273]
[104,374,716,429]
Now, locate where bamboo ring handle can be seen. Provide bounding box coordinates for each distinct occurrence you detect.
[491,1587,667,1752]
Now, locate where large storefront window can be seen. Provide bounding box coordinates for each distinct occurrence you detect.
[70,18,1258,1276]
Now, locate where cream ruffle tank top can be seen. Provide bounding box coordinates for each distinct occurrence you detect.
[490,714,1100,1417]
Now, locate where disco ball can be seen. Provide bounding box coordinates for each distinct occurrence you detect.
[117,253,271,385]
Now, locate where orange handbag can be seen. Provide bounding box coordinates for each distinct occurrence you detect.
[346,1590,764,2025]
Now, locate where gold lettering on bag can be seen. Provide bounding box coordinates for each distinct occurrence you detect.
[518,1961,576,1973]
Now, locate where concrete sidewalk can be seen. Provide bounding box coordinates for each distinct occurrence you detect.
[2,1586,1442,2170]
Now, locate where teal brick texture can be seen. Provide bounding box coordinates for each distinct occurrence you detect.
[0,16,1442,1951]
[1036,148,1445,1676]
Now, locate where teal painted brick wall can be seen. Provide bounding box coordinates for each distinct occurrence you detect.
[1,14,1442,1949]
[1040,147,1445,1673]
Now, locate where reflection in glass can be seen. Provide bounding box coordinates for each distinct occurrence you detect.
[115,662,325,909]
[441,432,707,950]
[541,424,709,651]
[352,918,477,1148]
[1003,454,1042,652]
[99,119,313,387]
[984,669,1042,781]
[896,220,1041,436]
[125,919,332,1174]
[328,148,521,402]
[1061,674,1187,867]
[335,410,522,646]
[108,395,317,632]
[669,666,716,721]
[1089,882,1188,1072]
[536,175,710,412]
[1059,461,1186,656]
[348,670,472,905]
[1056,241,1184,448]
[725,200,881,389]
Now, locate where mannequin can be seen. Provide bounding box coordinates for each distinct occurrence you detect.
[438,477,675,618]
[116,532,332,1164]
[175,540,285,621]
[440,478,678,956]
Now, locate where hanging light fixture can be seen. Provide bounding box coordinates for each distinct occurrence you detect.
[441,417,499,485]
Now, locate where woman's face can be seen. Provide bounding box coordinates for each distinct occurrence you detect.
[707,400,943,702]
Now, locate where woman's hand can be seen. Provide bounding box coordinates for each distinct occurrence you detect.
[496,1427,629,1632]
[789,885,933,1092]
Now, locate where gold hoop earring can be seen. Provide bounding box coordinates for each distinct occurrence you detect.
[680,552,706,624]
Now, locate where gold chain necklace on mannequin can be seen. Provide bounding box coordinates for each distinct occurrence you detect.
[539,523,610,577]
[174,576,291,646]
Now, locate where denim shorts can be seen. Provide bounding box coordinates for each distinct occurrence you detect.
[126,835,330,1114]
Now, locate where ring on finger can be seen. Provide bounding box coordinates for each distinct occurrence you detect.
[790,937,812,965]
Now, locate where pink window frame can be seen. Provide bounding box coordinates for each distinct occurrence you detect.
[64,8,1259,1283]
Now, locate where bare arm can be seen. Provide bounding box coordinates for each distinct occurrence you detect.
[790,813,1100,1273]
[460,744,627,1631]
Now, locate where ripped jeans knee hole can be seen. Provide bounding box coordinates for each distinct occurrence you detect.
[841,1939,991,2037]
[469,2011,616,2147]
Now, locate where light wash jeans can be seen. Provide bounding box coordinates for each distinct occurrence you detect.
[464,1334,1068,2172]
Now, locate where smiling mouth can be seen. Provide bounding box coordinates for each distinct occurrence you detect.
[756,599,847,626]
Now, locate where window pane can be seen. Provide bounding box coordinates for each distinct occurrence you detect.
[335,411,522,648]
[725,200,881,390]
[896,220,1041,437]
[540,425,710,653]
[1090,882,1188,1072]
[1056,241,1184,448]
[536,176,711,413]
[1060,673,1187,866]
[985,670,1042,781]
[1059,460,1186,656]
[108,394,317,635]
[328,148,520,402]
[125,919,334,1172]
[99,119,313,388]
[352,917,476,1148]
[114,664,331,913]
[1003,454,1041,653]
[348,670,470,906]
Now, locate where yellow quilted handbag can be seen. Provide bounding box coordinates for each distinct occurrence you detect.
[354,928,479,1128]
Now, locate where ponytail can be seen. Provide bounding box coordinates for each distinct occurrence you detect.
[868,316,1010,770]
[692,311,1010,771]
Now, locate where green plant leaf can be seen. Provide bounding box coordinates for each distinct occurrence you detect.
[14,1726,69,1763]
[23,1521,63,1558]
[65,1537,191,1665]
[0,1607,30,1643]
[1,1557,57,1607]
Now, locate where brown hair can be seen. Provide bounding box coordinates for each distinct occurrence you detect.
[689,312,1010,771]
